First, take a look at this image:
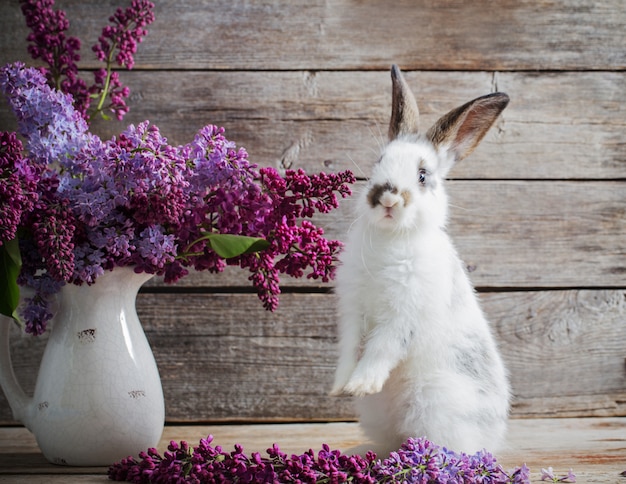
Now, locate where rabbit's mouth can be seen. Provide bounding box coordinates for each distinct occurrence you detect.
[372,205,404,228]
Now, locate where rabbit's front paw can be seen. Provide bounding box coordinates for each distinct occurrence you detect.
[343,366,388,396]
[330,354,359,396]
[329,383,347,397]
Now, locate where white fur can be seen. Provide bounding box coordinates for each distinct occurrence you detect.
[332,136,510,456]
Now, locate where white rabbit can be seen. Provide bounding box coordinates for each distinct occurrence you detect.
[331,65,510,456]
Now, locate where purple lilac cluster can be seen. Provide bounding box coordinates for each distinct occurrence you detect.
[20,0,84,107]
[150,127,354,311]
[0,132,39,246]
[108,435,532,483]
[0,62,354,334]
[229,167,352,311]
[93,0,154,70]
[20,0,154,121]
[91,0,155,120]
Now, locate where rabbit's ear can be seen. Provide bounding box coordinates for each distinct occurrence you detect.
[426,92,509,162]
[388,65,420,140]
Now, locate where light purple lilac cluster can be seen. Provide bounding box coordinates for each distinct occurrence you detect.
[0,62,90,167]
[20,0,154,121]
[107,435,532,483]
[0,62,354,335]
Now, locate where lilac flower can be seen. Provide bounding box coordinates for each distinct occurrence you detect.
[1,4,353,334]
[108,435,533,483]
[19,295,53,337]
[0,131,39,245]
[173,127,355,310]
[0,63,354,333]
[16,252,63,336]
[93,0,155,70]
[91,0,155,120]
[19,0,154,121]
[70,246,104,285]
[135,226,177,271]
[0,63,89,167]
[29,191,76,282]
[541,466,577,482]
[19,0,88,114]
[509,464,532,484]
[185,124,247,189]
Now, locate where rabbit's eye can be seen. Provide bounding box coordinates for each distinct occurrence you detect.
[418,168,427,185]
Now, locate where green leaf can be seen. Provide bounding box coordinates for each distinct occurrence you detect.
[205,234,269,259]
[0,238,22,319]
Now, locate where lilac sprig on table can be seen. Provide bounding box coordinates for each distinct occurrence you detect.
[108,435,532,483]
[540,467,577,482]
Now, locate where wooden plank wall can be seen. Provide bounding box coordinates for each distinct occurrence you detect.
[0,0,624,424]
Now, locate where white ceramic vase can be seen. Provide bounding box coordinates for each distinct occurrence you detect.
[0,266,164,466]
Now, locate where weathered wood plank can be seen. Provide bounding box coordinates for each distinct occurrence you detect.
[151,290,626,420]
[2,290,624,424]
[1,71,624,179]
[0,476,106,483]
[140,180,626,289]
[1,418,625,481]
[445,180,626,288]
[1,0,624,71]
[488,290,626,417]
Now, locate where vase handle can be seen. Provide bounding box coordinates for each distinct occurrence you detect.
[0,315,32,425]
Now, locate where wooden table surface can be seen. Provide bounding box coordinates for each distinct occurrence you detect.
[0,417,624,483]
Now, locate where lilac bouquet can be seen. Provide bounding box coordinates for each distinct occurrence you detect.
[108,435,533,483]
[0,1,355,335]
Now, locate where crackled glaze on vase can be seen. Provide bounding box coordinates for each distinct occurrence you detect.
[0,267,164,466]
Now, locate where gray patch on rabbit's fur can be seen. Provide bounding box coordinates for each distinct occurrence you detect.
[453,345,501,392]
[367,182,398,207]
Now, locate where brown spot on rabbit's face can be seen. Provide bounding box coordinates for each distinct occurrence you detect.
[367,182,398,208]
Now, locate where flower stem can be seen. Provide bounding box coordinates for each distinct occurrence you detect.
[92,43,117,119]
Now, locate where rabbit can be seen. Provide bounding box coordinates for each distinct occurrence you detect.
[331,65,511,456]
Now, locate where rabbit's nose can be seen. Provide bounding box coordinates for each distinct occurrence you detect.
[380,192,401,208]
